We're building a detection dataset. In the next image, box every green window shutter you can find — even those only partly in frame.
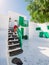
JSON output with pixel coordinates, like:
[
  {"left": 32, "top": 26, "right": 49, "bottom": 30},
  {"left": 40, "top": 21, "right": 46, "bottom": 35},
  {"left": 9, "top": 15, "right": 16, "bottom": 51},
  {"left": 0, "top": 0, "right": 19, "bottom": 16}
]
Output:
[
  {"left": 39, "top": 32, "right": 49, "bottom": 38},
  {"left": 24, "top": 20, "right": 29, "bottom": 27},
  {"left": 47, "top": 26, "right": 49, "bottom": 30},
  {"left": 36, "top": 27, "right": 41, "bottom": 30},
  {"left": 39, "top": 32, "right": 43, "bottom": 37},
  {"left": 19, "top": 16, "right": 24, "bottom": 26},
  {"left": 44, "top": 32, "right": 49, "bottom": 38}
]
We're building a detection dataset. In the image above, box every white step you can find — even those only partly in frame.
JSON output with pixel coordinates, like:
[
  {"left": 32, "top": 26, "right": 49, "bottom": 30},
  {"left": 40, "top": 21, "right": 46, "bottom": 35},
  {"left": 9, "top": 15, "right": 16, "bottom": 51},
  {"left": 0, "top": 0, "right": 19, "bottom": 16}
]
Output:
[
  {"left": 8, "top": 35, "right": 13, "bottom": 38},
  {"left": 9, "top": 47, "right": 21, "bottom": 52},
  {"left": 8, "top": 39, "right": 18, "bottom": 42},
  {"left": 8, "top": 43, "right": 20, "bottom": 46},
  {"left": 8, "top": 32, "right": 12, "bottom": 34}
]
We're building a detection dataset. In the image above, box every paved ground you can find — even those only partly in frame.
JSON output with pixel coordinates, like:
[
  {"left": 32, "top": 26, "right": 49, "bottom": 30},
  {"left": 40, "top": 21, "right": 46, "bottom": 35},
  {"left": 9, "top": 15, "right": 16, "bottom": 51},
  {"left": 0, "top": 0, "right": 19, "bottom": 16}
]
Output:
[
  {"left": 0, "top": 30, "right": 49, "bottom": 65},
  {"left": 9, "top": 37, "right": 49, "bottom": 65}
]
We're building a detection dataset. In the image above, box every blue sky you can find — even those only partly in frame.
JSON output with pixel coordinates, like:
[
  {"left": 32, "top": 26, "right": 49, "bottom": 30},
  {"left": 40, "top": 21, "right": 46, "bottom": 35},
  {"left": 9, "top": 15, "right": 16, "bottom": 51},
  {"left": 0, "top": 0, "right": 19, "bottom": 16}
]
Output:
[{"left": 0, "top": 0, "right": 30, "bottom": 20}]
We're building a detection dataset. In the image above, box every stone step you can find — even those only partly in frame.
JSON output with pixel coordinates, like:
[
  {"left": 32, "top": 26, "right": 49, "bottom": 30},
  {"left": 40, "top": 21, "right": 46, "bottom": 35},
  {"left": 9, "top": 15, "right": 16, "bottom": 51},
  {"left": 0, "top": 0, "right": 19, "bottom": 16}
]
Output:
[
  {"left": 9, "top": 49, "right": 23, "bottom": 56},
  {"left": 8, "top": 43, "right": 20, "bottom": 46},
  {"left": 8, "top": 44, "right": 20, "bottom": 50},
  {"left": 8, "top": 36, "right": 19, "bottom": 40},
  {"left": 8, "top": 40, "right": 20, "bottom": 45}
]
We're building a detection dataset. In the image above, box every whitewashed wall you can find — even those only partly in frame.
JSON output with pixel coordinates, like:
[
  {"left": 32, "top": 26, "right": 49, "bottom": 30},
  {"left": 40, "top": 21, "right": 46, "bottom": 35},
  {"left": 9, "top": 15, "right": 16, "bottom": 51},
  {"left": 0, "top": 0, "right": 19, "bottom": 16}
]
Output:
[
  {"left": 24, "top": 27, "right": 29, "bottom": 36},
  {"left": 29, "top": 22, "right": 49, "bottom": 39},
  {"left": 8, "top": 11, "right": 29, "bottom": 37},
  {"left": 8, "top": 11, "right": 27, "bottom": 22},
  {"left": 0, "top": 14, "right": 8, "bottom": 65}
]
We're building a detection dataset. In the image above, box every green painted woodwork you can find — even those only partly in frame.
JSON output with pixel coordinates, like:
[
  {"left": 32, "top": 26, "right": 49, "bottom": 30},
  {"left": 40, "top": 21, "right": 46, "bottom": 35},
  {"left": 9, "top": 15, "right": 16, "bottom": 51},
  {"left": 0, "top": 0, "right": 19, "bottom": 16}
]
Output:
[
  {"left": 47, "top": 26, "right": 49, "bottom": 30},
  {"left": 24, "top": 20, "right": 29, "bottom": 27},
  {"left": 36, "top": 27, "right": 41, "bottom": 30},
  {"left": 44, "top": 32, "right": 49, "bottom": 38},
  {"left": 19, "top": 16, "right": 24, "bottom": 26},
  {"left": 39, "top": 32, "right": 49, "bottom": 38},
  {"left": 39, "top": 32, "right": 43, "bottom": 37},
  {"left": 19, "top": 16, "right": 29, "bottom": 27}
]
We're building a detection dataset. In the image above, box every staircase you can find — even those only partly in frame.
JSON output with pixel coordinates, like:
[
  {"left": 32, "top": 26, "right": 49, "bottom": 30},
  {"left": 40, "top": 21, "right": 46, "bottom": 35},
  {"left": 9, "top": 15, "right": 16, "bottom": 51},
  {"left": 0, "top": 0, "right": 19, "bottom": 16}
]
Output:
[{"left": 8, "top": 27, "right": 23, "bottom": 56}]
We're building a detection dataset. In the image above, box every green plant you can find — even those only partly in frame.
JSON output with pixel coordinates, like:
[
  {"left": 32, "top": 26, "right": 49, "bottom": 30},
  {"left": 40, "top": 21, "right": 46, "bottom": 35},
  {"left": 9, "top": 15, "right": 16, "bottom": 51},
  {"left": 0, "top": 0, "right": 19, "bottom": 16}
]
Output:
[{"left": 25, "top": 0, "right": 49, "bottom": 23}]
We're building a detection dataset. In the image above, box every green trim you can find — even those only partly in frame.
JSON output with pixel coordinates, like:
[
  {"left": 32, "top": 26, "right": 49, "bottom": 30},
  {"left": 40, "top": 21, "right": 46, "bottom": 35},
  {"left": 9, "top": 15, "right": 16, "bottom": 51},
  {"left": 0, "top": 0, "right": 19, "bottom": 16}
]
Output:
[
  {"left": 47, "top": 26, "right": 49, "bottom": 30},
  {"left": 22, "top": 35, "right": 28, "bottom": 40},
  {"left": 39, "top": 32, "right": 49, "bottom": 38},
  {"left": 44, "top": 32, "right": 49, "bottom": 38},
  {"left": 19, "top": 16, "right": 29, "bottom": 27},
  {"left": 36, "top": 27, "right": 41, "bottom": 30},
  {"left": 19, "top": 16, "right": 24, "bottom": 26},
  {"left": 23, "top": 20, "right": 29, "bottom": 27},
  {"left": 39, "top": 32, "right": 43, "bottom": 37}
]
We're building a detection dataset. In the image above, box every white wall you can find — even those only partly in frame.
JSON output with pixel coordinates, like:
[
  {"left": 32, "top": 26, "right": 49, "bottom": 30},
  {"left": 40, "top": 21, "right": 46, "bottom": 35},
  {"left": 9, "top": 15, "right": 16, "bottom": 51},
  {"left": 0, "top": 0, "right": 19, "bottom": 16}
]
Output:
[
  {"left": 29, "top": 22, "right": 49, "bottom": 39},
  {"left": 8, "top": 11, "right": 27, "bottom": 22},
  {"left": 0, "top": 14, "right": 8, "bottom": 29},
  {"left": 24, "top": 27, "right": 29, "bottom": 36},
  {"left": 0, "top": 14, "right": 8, "bottom": 65},
  {"left": 29, "top": 22, "right": 39, "bottom": 39},
  {"left": 8, "top": 11, "right": 29, "bottom": 37}
]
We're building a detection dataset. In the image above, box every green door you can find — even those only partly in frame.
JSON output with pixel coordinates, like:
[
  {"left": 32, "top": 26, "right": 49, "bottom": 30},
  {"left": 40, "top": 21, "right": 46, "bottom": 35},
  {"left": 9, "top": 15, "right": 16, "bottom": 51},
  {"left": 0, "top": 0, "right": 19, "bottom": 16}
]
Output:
[{"left": 19, "top": 16, "right": 24, "bottom": 26}]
